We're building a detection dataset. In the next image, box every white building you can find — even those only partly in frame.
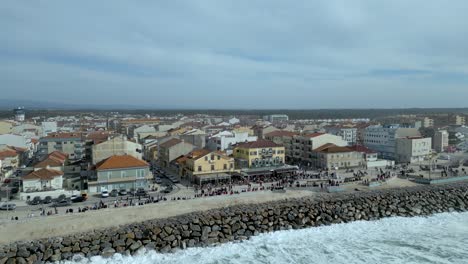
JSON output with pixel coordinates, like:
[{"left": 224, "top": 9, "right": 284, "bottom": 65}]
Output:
[
  {"left": 290, "top": 133, "right": 348, "bottom": 164},
  {"left": 263, "top": 114, "right": 289, "bottom": 123},
  {"left": 41, "top": 121, "right": 58, "bottom": 136},
  {"left": 364, "top": 125, "right": 421, "bottom": 160},
  {"left": 13, "top": 107, "right": 25, "bottom": 122},
  {"left": 206, "top": 131, "right": 257, "bottom": 154},
  {"left": 22, "top": 168, "right": 64, "bottom": 192},
  {"left": 395, "top": 137, "right": 432, "bottom": 163},
  {"left": 433, "top": 130, "right": 449, "bottom": 153},
  {"left": 92, "top": 135, "right": 142, "bottom": 164},
  {"left": 325, "top": 127, "right": 357, "bottom": 145},
  {"left": 228, "top": 117, "right": 240, "bottom": 125}
]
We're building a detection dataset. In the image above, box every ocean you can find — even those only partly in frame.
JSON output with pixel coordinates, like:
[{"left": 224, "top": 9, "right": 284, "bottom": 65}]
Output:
[{"left": 64, "top": 212, "right": 468, "bottom": 264}]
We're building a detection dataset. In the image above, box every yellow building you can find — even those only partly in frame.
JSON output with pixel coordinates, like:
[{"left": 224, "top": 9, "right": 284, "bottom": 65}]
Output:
[
  {"left": 176, "top": 149, "right": 236, "bottom": 184},
  {"left": 233, "top": 140, "right": 285, "bottom": 168}
]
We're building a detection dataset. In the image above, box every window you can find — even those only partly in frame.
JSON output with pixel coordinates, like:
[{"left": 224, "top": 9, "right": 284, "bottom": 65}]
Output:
[
  {"left": 205, "top": 156, "right": 208, "bottom": 161},
  {"left": 211, "top": 155, "right": 214, "bottom": 160},
  {"left": 211, "top": 165, "right": 215, "bottom": 171},
  {"left": 217, "top": 155, "right": 220, "bottom": 160},
  {"left": 198, "top": 166, "right": 202, "bottom": 172},
  {"left": 223, "top": 164, "right": 227, "bottom": 170},
  {"left": 230, "top": 163, "right": 233, "bottom": 169}
]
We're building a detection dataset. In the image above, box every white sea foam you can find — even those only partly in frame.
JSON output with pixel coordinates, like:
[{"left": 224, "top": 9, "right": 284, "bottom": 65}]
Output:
[{"left": 62, "top": 212, "right": 468, "bottom": 264}]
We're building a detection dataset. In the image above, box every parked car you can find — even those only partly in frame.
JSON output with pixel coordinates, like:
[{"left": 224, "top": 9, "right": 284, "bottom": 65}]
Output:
[
  {"left": 71, "top": 196, "right": 86, "bottom": 203},
  {"left": 43, "top": 196, "right": 53, "bottom": 204},
  {"left": 110, "top": 189, "right": 119, "bottom": 197},
  {"left": 101, "top": 190, "right": 109, "bottom": 198},
  {"left": 29, "top": 196, "right": 42, "bottom": 205},
  {"left": 135, "top": 188, "right": 147, "bottom": 197},
  {"left": 154, "top": 177, "right": 162, "bottom": 184},
  {"left": 161, "top": 186, "right": 173, "bottom": 194},
  {"left": 56, "top": 194, "right": 67, "bottom": 202},
  {"left": 0, "top": 203, "right": 16, "bottom": 210},
  {"left": 54, "top": 199, "right": 71, "bottom": 207},
  {"left": 119, "top": 189, "right": 128, "bottom": 196}
]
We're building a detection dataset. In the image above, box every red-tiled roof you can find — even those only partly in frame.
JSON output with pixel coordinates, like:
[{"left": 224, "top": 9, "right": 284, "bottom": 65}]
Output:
[
  {"left": 159, "top": 138, "right": 182, "bottom": 148},
  {"left": 234, "top": 140, "right": 281, "bottom": 149},
  {"left": 43, "top": 132, "right": 83, "bottom": 139},
  {"left": 24, "top": 168, "right": 63, "bottom": 180},
  {"left": 264, "top": 130, "right": 298, "bottom": 137},
  {"left": 95, "top": 155, "right": 148, "bottom": 170},
  {"left": 314, "top": 143, "right": 353, "bottom": 153},
  {"left": 348, "top": 145, "right": 377, "bottom": 154},
  {"left": 303, "top": 132, "right": 326, "bottom": 138},
  {"left": 0, "top": 149, "right": 17, "bottom": 160}
]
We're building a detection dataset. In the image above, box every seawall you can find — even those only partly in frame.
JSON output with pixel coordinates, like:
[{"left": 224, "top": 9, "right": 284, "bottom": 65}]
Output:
[{"left": 1, "top": 183, "right": 468, "bottom": 263}]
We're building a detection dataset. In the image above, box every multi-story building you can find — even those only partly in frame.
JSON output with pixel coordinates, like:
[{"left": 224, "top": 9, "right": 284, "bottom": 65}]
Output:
[
  {"left": 179, "top": 129, "right": 206, "bottom": 149},
  {"left": 233, "top": 140, "right": 285, "bottom": 168},
  {"left": 433, "top": 130, "right": 449, "bottom": 153},
  {"left": 364, "top": 125, "right": 420, "bottom": 160},
  {"left": 264, "top": 130, "right": 298, "bottom": 162},
  {"left": 38, "top": 132, "right": 84, "bottom": 160},
  {"left": 176, "top": 149, "right": 236, "bottom": 184},
  {"left": 395, "top": 137, "right": 432, "bottom": 163},
  {"left": 23, "top": 168, "right": 64, "bottom": 192},
  {"left": 455, "top": 115, "right": 466, "bottom": 126},
  {"left": 206, "top": 131, "right": 257, "bottom": 154},
  {"left": 312, "top": 144, "right": 364, "bottom": 169},
  {"left": 158, "top": 138, "right": 196, "bottom": 167},
  {"left": 290, "top": 133, "right": 348, "bottom": 165},
  {"left": 41, "top": 121, "right": 57, "bottom": 137},
  {"left": 13, "top": 107, "right": 25, "bottom": 122},
  {"left": 325, "top": 126, "right": 357, "bottom": 146},
  {"left": 262, "top": 114, "right": 289, "bottom": 123},
  {"left": 423, "top": 117, "right": 434, "bottom": 128},
  {"left": 88, "top": 155, "right": 151, "bottom": 193},
  {"left": 91, "top": 135, "right": 142, "bottom": 164}
]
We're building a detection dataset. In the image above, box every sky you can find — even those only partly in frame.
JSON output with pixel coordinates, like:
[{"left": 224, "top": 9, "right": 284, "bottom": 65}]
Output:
[{"left": 1, "top": 1, "right": 468, "bottom": 109}]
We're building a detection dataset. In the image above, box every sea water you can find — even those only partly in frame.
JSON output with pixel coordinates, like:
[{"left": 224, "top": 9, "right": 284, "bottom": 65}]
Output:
[{"left": 65, "top": 212, "right": 468, "bottom": 264}]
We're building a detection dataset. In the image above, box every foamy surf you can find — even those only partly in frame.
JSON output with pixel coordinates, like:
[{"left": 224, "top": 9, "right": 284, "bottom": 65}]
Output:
[{"left": 61, "top": 212, "right": 468, "bottom": 264}]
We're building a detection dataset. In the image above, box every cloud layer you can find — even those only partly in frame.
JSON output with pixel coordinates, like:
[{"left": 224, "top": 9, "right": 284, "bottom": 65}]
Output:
[{"left": 1, "top": 1, "right": 468, "bottom": 109}]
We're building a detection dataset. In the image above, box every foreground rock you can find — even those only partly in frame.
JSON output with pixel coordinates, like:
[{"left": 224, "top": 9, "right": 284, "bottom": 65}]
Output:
[{"left": 1, "top": 183, "right": 467, "bottom": 263}]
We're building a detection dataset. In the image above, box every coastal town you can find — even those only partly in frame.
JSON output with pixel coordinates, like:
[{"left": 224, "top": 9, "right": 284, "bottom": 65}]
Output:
[{"left": 0, "top": 108, "right": 467, "bottom": 225}]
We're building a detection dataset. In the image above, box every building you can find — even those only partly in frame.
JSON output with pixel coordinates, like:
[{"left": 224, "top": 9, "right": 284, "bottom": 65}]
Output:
[
  {"left": 33, "top": 151, "right": 68, "bottom": 171},
  {"left": 0, "top": 146, "right": 21, "bottom": 179},
  {"left": 158, "top": 138, "right": 196, "bottom": 167},
  {"left": 311, "top": 144, "right": 364, "bottom": 169},
  {"left": 38, "top": 132, "right": 84, "bottom": 160},
  {"left": 455, "top": 115, "right": 466, "bottom": 126},
  {"left": 13, "top": 107, "right": 25, "bottom": 122},
  {"left": 22, "top": 168, "right": 64, "bottom": 192},
  {"left": 290, "top": 133, "right": 348, "bottom": 165},
  {"left": 176, "top": 149, "right": 236, "bottom": 184},
  {"left": 423, "top": 117, "right": 434, "bottom": 128},
  {"left": 179, "top": 129, "right": 206, "bottom": 148},
  {"left": 88, "top": 155, "right": 151, "bottom": 193},
  {"left": 264, "top": 130, "right": 298, "bottom": 162},
  {"left": 206, "top": 131, "right": 257, "bottom": 154},
  {"left": 233, "top": 140, "right": 285, "bottom": 168},
  {"left": 364, "top": 125, "right": 421, "bottom": 160},
  {"left": 433, "top": 130, "right": 449, "bottom": 153},
  {"left": 0, "top": 134, "right": 33, "bottom": 159},
  {"left": 41, "top": 121, "right": 58, "bottom": 137},
  {"left": 0, "top": 120, "right": 14, "bottom": 135},
  {"left": 325, "top": 126, "right": 357, "bottom": 145},
  {"left": 92, "top": 135, "right": 142, "bottom": 164},
  {"left": 395, "top": 137, "right": 432, "bottom": 163},
  {"left": 263, "top": 114, "right": 289, "bottom": 123}
]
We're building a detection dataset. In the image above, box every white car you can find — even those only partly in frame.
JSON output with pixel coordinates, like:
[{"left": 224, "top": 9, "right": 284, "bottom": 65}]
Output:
[
  {"left": 101, "top": 190, "right": 109, "bottom": 198},
  {"left": 0, "top": 203, "right": 17, "bottom": 210}
]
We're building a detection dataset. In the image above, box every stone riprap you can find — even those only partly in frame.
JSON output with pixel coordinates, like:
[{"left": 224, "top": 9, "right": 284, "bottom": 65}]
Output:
[{"left": 1, "top": 183, "right": 467, "bottom": 263}]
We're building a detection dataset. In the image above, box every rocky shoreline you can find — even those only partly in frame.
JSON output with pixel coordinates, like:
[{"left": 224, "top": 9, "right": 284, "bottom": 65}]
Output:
[{"left": 1, "top": 183, "right": 468, "bottom": 263}]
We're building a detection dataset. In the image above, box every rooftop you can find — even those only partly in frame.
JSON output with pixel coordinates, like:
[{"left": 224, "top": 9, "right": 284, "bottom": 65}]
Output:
[
  {"left": 95, "top": 155, "right": 148, "bottom": 170},
  {"left": 24, "top": 168, "right": 63, "bottom": 180},
  {"left": 234, "top": 139, "right": 281, "bottom": 149},
  {"left": 159, "top": 138, "right": 182, "bottom": 148}
]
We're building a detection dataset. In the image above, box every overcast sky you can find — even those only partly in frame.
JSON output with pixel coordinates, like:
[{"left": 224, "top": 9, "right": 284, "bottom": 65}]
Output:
[{"left": 1, "top": 1, "right": 468, "bottom": 109}]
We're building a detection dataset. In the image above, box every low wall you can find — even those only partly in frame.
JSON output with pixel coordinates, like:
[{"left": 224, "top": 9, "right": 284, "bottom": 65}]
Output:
[{"left": 1, "top": 183, "right": 468, "bottom": 263}]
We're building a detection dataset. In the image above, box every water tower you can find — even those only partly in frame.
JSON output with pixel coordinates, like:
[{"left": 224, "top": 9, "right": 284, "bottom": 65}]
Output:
[{"left": 13, "top": 107, "right": 26, "bottom": 122}]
